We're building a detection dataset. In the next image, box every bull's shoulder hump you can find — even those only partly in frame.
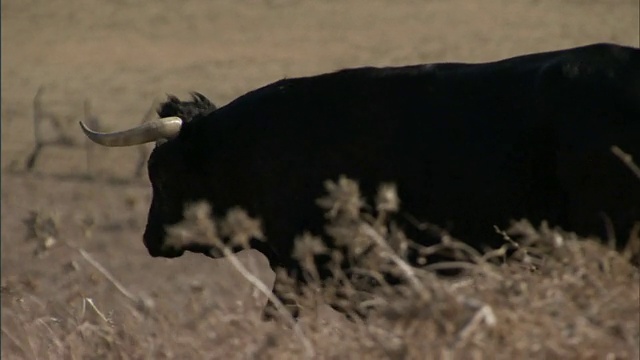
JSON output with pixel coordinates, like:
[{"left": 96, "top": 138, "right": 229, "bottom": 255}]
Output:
[{"left": 220, "top": 64, "right": 444, "bottom": 104}]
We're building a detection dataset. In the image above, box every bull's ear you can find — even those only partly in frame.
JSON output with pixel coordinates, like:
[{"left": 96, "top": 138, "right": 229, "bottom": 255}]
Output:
[
  {"left": 167, "top": 94, "right": 181, "bottom": 103},
  {"left": 191, "top": 92, "right": 208, "bottom": 103},
  {"left": 191, "top": 92, "right": 216, "bottom": 110}
]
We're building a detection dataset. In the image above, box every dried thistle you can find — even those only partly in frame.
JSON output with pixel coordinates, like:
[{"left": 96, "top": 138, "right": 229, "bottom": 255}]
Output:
[
  {"left": 219, "top": 207, "right": 264, "bottom": 249},
  {"left": 293, "top": 233, "right": 327, "bottom": 268},
  {"left": 165, "top": 201, "right": 220, "bottom": 249},
  {"left": 23, "top": 209, "right": 60, "bottom": 255},
  {"left": 23, "top": 209, "right": 59, "bottom": 241},
  {"left": 325, "top": 219, "right": 375, "bottom": 261},
  {"left": 375, "top": 183, "right": 400, "bottom": 215},
  {"left": 316, "top": 176, "right": 364, "bottom": 221},
  {"left": 294, "top": 233, "right": 330, "bottom": 284}
]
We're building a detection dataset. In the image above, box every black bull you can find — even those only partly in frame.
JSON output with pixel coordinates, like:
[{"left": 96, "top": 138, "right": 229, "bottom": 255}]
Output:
[{"left": 81, "top": 43, "right": 639, "bottom": 316}]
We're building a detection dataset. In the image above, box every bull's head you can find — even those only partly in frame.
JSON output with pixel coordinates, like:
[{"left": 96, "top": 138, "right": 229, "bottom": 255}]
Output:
[{"left": 80, "top": 93, "right": 217, "bottom": 258}]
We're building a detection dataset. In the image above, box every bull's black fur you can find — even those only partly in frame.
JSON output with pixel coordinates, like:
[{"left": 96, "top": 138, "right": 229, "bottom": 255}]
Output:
[
  {"left": 145, "top": 43, "right": 639, "bottom": 318},
  {"left": 157, "top": 92, "right": 217, "bottom": 123}
]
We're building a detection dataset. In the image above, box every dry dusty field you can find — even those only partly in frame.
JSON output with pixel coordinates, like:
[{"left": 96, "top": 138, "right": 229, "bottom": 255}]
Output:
[{"left": 2, "top": 0, "right": 639, "bottom": 359}]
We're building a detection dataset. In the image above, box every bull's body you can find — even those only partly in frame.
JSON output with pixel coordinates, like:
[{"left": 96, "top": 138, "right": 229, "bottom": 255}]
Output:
[{"left": 82, "top": 43, "right": 640, "bottom": 317}]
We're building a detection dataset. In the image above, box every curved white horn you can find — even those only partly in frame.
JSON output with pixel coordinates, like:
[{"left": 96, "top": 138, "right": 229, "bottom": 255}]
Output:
[{"left": 79, "top": 117, "right": 183, "bottom": 147}]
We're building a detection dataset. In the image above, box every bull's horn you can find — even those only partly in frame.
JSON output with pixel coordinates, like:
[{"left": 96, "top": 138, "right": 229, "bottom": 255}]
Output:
[{"left": 79, "top": 117, "right": 183, "bottom": 147}]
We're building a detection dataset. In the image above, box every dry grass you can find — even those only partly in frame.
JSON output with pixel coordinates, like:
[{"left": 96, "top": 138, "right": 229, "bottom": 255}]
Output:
[{"left": 3, "top": 178, "right": 639, "bottom": 359}]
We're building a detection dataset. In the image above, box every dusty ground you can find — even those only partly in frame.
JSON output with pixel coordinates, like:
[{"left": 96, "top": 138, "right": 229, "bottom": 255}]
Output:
[{"left": 2, "top": 0, "right": 639, "bottom": 358}]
